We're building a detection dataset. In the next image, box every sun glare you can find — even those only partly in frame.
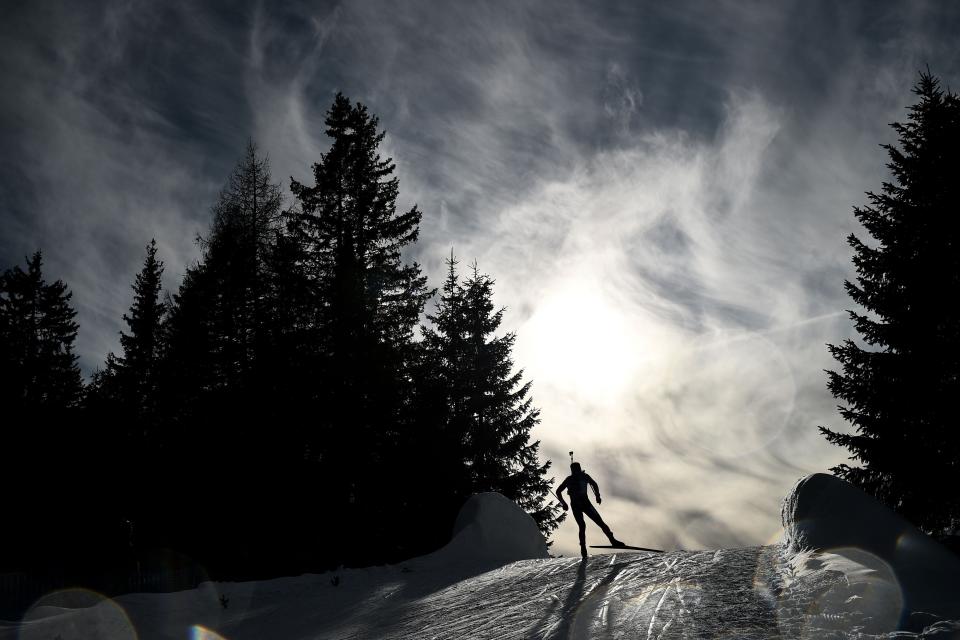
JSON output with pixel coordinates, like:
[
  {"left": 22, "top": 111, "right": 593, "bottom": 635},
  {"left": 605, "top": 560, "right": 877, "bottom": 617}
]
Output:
[{"left": 520, "top": 285, "right": 645, "bottom": 404}]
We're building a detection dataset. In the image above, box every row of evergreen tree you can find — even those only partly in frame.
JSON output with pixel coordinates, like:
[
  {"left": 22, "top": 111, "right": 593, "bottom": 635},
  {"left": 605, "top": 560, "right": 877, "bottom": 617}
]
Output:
[{"left": 0, "top": 94, "right": 563, "bottom": 582}]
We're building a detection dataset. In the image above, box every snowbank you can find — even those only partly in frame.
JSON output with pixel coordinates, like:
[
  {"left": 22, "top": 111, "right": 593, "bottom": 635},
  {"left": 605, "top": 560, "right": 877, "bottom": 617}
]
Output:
[
  {"left": 411, "top": 492, "right": 549, "bottom": 573},
  {"left": 782, "top": 473, "right": 960, "bottom": 622}
]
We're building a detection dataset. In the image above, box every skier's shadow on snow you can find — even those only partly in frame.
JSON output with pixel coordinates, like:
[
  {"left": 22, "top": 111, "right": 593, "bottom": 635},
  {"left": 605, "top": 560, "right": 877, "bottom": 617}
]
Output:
[{"left": 537, "top": 557, "right": 628, "bottom": 640}]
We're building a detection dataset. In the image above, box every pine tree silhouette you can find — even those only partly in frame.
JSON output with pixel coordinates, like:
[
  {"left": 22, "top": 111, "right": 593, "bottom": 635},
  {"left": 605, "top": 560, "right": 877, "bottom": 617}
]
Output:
[
  {"left": 91, "top": 240, "right": 166, "bottom": 423},
  {"left": 0, "top": 251, "right": 86, "bottom": 574},
  {"left": 0, "top": 252, "right": 83, "bottom": 412},
  {"left": 288, "top": 94, "right": 431, "bottom": 563},
  {"left": 203, "top": 140, "right": 283, "bottom": 390},
  {"left": 85, "top": 240, "right": 167, "bottom": 566},
  {"left": 820, "top": 71, "right": 960, "bottom": 535},
  {"left": 156, "top": 142, "right": 287, "bottom": 574},
  {"left": 118, "top": 239, "right": 166, "bottom": 404},
  {"left": 421, "top": 254, "right": 564, "bottom": 538},
  {"left": 163, "top": 141, "right": 283, "bottom": 405}
]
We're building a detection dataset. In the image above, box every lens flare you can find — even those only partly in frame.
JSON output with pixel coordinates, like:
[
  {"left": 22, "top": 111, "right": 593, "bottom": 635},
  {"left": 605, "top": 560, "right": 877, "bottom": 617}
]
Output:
[
  {"left": 191, "top": 625, "right": 229, "bottom": 639},
  {"left": 766, "top": 546, "right": 904, "bottom": 638},
  {"left": 18, "top": 588, "right": 137, "bottom": 640}
]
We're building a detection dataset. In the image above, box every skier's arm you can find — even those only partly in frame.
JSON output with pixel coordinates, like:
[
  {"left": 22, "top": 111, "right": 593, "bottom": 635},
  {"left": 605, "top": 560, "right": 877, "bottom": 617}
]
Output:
[
  {"left": 556, "top": 478, "right": 569, "bottom": 510},
  {"left": 587, "top": 475, "right": 601, "bottom": 503}
]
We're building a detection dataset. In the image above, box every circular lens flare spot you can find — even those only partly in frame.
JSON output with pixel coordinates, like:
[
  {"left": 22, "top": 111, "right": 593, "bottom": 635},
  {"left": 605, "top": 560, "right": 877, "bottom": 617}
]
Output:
[{"left": 18, "top": 589, "right": 137, "bottom": 640}]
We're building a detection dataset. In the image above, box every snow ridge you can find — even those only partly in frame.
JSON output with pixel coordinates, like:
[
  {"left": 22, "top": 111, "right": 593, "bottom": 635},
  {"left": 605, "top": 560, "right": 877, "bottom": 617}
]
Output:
[{"left": 4, "top": 478, "right": 960, "bottom": 639}]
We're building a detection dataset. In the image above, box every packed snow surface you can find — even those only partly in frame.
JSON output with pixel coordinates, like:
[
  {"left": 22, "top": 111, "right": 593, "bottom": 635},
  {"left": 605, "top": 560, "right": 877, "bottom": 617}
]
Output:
[{"left": 3, "top": 476, "right": 959, "bottom": 639}]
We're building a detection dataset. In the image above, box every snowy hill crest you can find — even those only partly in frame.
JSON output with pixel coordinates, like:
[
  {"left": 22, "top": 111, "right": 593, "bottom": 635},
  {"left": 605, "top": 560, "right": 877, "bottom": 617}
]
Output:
[{"left": 4, "top": 477, "right": 960, "bottom": 639}]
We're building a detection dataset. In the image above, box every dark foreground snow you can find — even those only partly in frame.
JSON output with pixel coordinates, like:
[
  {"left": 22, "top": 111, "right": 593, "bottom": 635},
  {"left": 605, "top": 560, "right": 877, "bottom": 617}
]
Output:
[{"left": 3, "top": 479, "right": 960, "bottom": 639}]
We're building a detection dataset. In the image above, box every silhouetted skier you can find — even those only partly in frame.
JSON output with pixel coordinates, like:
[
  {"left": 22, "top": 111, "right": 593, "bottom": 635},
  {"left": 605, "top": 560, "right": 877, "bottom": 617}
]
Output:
[{"left": 557, "top": 461, "right": 623, "bottom": 558}]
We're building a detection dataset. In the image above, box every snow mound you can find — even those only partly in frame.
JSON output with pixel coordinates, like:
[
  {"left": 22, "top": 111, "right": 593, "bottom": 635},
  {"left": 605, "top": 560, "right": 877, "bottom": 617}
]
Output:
[
  {"left": 411, "top": 492, "right": 548, "bottom": 573},
  {"left": 782, "top": 473, "right": 960, "bottom": 621}
]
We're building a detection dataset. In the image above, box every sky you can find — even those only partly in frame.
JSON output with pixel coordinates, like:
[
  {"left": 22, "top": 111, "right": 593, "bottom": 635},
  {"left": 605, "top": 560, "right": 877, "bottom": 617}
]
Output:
[{"left": 2, "top": 0, "right": 959, "bottom": 557}]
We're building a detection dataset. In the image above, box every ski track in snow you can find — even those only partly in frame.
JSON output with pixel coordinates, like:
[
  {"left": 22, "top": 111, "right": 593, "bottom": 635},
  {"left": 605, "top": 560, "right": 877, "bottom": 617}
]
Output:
[
  {"left": 366, "top": 548, "right": 784, "bottom": 640},
  {"left": 295, "top": 546, "right": 952, "bottom": 639},
  {"left": 4, "top": 545, "right": 960, "bottom": 639}
]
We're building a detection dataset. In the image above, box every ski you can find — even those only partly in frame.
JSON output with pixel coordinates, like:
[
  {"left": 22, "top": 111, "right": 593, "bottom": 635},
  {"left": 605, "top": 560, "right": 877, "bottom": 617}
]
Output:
[{"left": 589, "top": 544, "right": 664, "bottom": 553}]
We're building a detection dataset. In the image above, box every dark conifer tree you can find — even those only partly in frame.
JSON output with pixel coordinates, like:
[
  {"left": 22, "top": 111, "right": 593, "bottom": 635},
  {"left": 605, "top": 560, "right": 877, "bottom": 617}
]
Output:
[
  {"left": 820, "top": 71, "right": 960, "bottom": 534},
  {"left": 0, "top": 251, "right": 86, "bottom": 571},
  {"left": 119, "top": 240, "right": 165, "bottom": 401},
  {"left": 162, "top": 141, "right": 283, "bottom": 411},
  {"left": 93, "top": 239, "right": 166, "bottom": 422},
  {"left": 410, "top": 253, "right": 476, "bottom": 548},
  {"left": 0, "top": 251, "right": 83, "bottom": 412},
  {"left": 157, "top": 263, "right": 215, "bottom": 428},
  {"left": 288, "top": 94, "right": 431, "bottom": 562},
  {"left": 85, "top": 239, "right": 166, "bottom": 565},
  {"left": 200, "top": 140, "right": 284, "bottom": 391},
  {"left": 421, "top": 255, "right": 564, "bottom": 538},
  {"left": 156, "top": 142, "right": 287, "bottom": 574}
]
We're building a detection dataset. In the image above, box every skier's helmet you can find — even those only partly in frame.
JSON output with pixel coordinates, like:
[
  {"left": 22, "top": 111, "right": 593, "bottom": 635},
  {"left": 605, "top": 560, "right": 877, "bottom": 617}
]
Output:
[{"left": 570, "top": 462, "right": 582, "bottom": 474}]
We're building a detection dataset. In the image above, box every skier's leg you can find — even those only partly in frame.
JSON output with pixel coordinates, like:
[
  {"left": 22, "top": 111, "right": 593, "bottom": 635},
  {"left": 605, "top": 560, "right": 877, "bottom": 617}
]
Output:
[
  {"left": 583, "top": 501, "right": 622, "bottom": 545},
  {"left": 572, "top": 507, "right": 587, "bottom": 557}
]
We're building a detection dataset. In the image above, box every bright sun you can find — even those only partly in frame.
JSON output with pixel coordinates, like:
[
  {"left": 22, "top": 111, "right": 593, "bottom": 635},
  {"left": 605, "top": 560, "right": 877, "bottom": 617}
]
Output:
[{"left": 520, "top": 285, "right": 645, "bottom": 404}]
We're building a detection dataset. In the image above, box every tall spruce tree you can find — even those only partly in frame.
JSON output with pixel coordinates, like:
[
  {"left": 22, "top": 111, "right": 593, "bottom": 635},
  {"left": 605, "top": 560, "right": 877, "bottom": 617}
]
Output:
[
  {"left": 85, "top": 239, "right": 167, "bottom": 559},
  {"left": 201, "top": 140, "right": 284, "bottom": 390},
  {"left": 820, "top": 71, "right": 960, "bottom": 534},
  {"left": 87, "top": 240, "right": 166, "bottom": 520},
  {"left": 421, "top": 255, "right": 564, "bottom": 539},
  {"left": 0, "top": 251, "right": 86, "bottom": 571},
  {"left": 163, "top": 141, "right": 283, "bottom": 409},
  {"left": 288, "top": 94, "right": 431, "bottom": 562},
  {"left": 93, "top": 239, "right": 166, "bottom": 420},
  {"left": 0, "top": 251, "right": 83, "bottom": 412},
  {"left": 155, "top": 142, "right": 288, "bottom": 574},
  {"left": 119, "top": 239, "right": 165, "bottom": 411},
  {"left": 412, "top": 252, "right": 478, "bottom": 546}
]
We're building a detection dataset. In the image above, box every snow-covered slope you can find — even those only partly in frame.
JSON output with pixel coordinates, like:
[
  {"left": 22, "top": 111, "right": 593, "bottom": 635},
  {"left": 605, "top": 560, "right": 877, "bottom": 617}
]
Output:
[{"left": 3, "top": 477, "right": 959, "bottom": 639}]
